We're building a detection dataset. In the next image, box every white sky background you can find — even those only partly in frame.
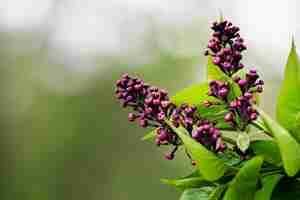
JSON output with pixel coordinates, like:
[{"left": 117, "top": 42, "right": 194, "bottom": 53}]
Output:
[{"left": 0, "top": 0, "right": 300, "bottom": 74}]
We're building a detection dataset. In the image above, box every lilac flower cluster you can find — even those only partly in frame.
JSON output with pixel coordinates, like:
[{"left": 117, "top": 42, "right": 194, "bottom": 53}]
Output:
[
  {"left": 205, "top": 20, "right": 264, "bottom": 130},
  {"left": 115, "top": 74, "right": 226, "bottom": 160},
  {"left": 224, "top": 69, "right": 264, "bottom": 128},
  {"left": 115, "top": 73, "right": 174, "bottom": 128},
  {"left": 205, "top": 20, "right": 246, "bottom": 76},
  {"left": 207, "top": 81, "right": 230, "bottom": 100},
  {"left": 171, "top": 104, "right": 226, "bottom": 152}
]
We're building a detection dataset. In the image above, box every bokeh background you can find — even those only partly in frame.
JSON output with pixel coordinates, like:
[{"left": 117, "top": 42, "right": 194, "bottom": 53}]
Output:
[{"left": 2, "top": 0, "right": 300, "bottom": 199}]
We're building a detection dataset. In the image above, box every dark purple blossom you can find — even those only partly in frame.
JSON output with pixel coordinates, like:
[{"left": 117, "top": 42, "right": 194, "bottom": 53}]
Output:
[
  {"left": 170, "top": 104, "right": 225, "bottom": 152},
  {"left": 205, "top": 20, "right": 246, "bottom": 76},
  {"left": 115, "top": 74, "right": 226, "bottom": 161},
  {"left": 205, "top": 20, "right": 264, "bottom": 130}
]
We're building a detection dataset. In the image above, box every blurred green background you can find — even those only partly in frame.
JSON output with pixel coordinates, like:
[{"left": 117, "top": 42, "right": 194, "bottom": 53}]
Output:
[{"left": 0, "top": 0, "right": 297, "bottom": 199}]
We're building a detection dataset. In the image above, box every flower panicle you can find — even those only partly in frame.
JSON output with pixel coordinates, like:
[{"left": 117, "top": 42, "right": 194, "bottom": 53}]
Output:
[
  {"left": 205, "top": 20, "right": 246, "bottom": 77},
  {"left": 115, "top": 74, "right": 226, "bottom": 161},
  {"left": 205, "top": 19, "right": 264, "bottom": 130}
]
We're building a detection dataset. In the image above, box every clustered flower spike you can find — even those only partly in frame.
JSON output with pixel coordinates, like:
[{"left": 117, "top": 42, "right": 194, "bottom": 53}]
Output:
[
  {"left": 115, "top": 74, "right": 226, "bottom": 161},
  {"left": 171, "top": 104, "right": 226, "bottom": 152},
  {"left": 205, "top": 20, "right": 246, "bottom": 77},
  {"left": 205, "top": 19, "right": 264, "bottom": 130}
]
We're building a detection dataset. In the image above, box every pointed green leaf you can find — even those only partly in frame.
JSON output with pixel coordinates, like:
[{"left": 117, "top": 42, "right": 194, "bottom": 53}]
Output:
[
  {"left": 161, "top": 171, "right": 214, "bottom": 189},
  {"left": 257, "top": 107, "right": 300, "bottom": 176},
  {"left": 141, "top": 128, "right": 157, "bottom": 141},
  {"left": 171, "top": 83, "right": 214, "bottom": 107},
  {"left": 276, "top": 40, "right": 300, "bottom": 140},
  {"left": 254, "top": 174, "right": 283, "bottom": 200},
  {"left": 250, "top": 140, "right": 281, "bottom": 166},
  {"left": 165, "top": 120, "right": 228, "bottom": 181},
  {"left": 227, "top": 79, "right": 242, "bottom": 101},
  {"left": 161, "top": 177, "right": 213, "bottom": 190},
  {"left": 271, "top": 178, "right": 300, "bottom": 199},
  {"left": 208, "top": 185, "right": 227, "bottom": 200},
  {"left": 237, "top": 132, "right": 250, "bottom": 153},
  {"left": 180, "top": 187, "right": 214, "bottom": 200},
  {"left": 223, "top": 156, "right": 264, "bottom": 200}
]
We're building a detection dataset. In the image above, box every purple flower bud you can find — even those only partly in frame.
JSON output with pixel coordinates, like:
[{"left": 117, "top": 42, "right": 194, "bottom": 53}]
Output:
[
  {"left": 128, "top": 113, "right": 136, "bottom": 122},
  {"left": 158, "top": 129, "right": 168, "bottom": 141},
  {"left": 161, "top": 100, "right": 170, "bottom": 108},
  {"left": 192, "top": 130, "right": 200, "bottom": 139},
  {"left": 255, "top": 79, "right": 264, "bottom": 85},
  {"left": 218, "top": 87, "right": 229, "bottom": 97},
  {"left": 157, "top": 112, "right": 165, "bottom": 121},
  {"left": 139, "top": 118, "right": 148, "bottom": 128},
  {"left": 185, "top": 118, "right": 193, "bottom": 126},
  {"left": 238, "top": 63, "right": 244, "bottom": 69},
  {"left": 164, "top": 152, "right": 174, "bottom": 160},
  {"left": 153, "top": 99, "right": 160, "bottom": 105},
  {"left": 238, "top": 79, "right": 247, "bottom": 87},
  {"left": 250, "top": 68, "right": 257, "bottom": 74},
  {"left": 244, "top": 92, "right": 253, "bottom": 99},
  {"left": 216, "top": 139, "right": 226, "bottom": 152},
  {"left": 223, "top": 62, "right": 231, "bottom": 70},
  {"left": 224, "top": 113, "right": 233, "bottom": 122},
  {"left": 145, "top": 107, "right": 153, "bottom": 114},
  {"left": 223, "top": 47, "right": 231, "bottom": 54},
  {"left": 126, "top": 95, "right": 133, "bottom": 102},
  {"left": 213, "top": 56, "right": 221, "bottom": 65},
  {"left": 250, "top": 112, "right": 257, "bottom": 120},
  {"left": 144, "top": 97, "right": 153, "bottom": 105},
  {"left": 256, "top": 85, "right": 263, "bottom": 93},
  {"left": 203, "top": 124, "right": 210, "bottom": 130}
]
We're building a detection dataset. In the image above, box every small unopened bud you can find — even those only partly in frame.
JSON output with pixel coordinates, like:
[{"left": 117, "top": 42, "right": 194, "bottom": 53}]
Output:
[
  {"left": 164, "top": 152, "right": 174, "bottom": 160},
  {"left": 213, "top": 56, "right": 221, "bottom": 65},
  {"left": 139, "top": 118, "right": 148, "bottom": 128},
  {"left": 244, "top": 92, "right": 253, "bottom": 99},
  {"left": 250, "top": 112, "right": 257, "bottom": 120},
  {"left": 128, "top": 113, "right": 136, "bottom": 122},
  {"left": 256, "top": 85, "right": 263, "bottom": 93},
  {"left": 153, "top": 99, "right": 160, "bottom": 105},
  {"left": 238, "top": 79, "right": 247, "bottom": 87},
  {"left": 224, "top": 113, "right": 233, "bottom": 122},
  {"left": 218, "top": 88, "right": 229, "bottom": 97},
  {"left": 157, "top": 112, "right": 165, "bottom": 121}
]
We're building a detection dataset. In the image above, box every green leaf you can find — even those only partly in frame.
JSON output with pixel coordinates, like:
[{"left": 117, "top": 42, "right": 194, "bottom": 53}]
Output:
[
  {"left": 276, "top": 39, "right": 300, "bottom": 141},
  {"left": 271, "top": 178, "right": 300, "bottom": 199},
  {"left": 208, "top": 185, "right": 227, "bottom": 200},
  {"left": 161, "top": 171, "right": 214, "bottom": 189},
  {"left": 223, "top": 156, "right": 264, "bottom": 200},
  {"left": 227, "top": 79, "right": 242, "bottom": 101},
  {"left": 171, "top": 83, "right": 214, "bottom": 107},
  {"left": 237, "top": 132, "right": 250, "bottom": 153},
  {"left": 254, "top": 174, "right": 283, "bottom": 200},
  {"left": 141, "top": 128, "right": 157, "bottom": 141},
  {"left": 165, "top": 120, "right": 228, "bottom": 181},
  {"left": 180, "top": 187, "right": 214, "bottom": 200},
  {"left": 161, "top": 176, "right": 213, "bottom": 190},
  {"left": 250, "top": 140, "right": 281, "bottom": 166},
  {"left": 257, "top": 106, "right": 300, "bottom": 176}
]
